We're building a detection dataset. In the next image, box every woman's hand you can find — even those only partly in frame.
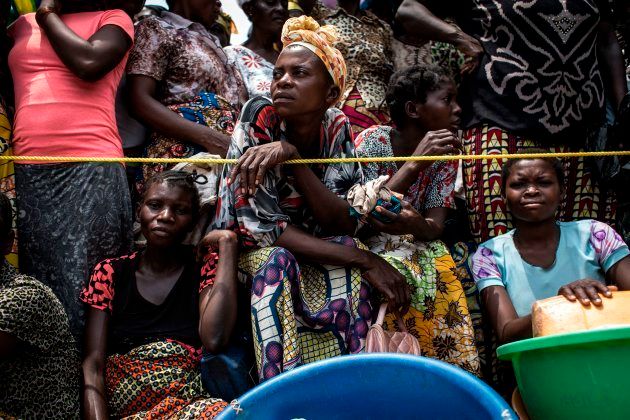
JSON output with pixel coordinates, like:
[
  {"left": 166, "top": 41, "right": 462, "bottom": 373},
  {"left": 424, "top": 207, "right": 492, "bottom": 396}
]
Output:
[
  {"left": 413, "top": 129, "right": 462, "bottom": 157},
  {"left": 366, "top": 200, "right": 423, "bottom": 236},
  {"left": 197, "top": 229, "right": 238, "bottom": 260},
  {"left": 228, "top": 142, "right": 299, "bottom": 195},
  {"left": 128, "top": 76, "right": 231, "bottom": 157},
  {"left": 452, "top": 29, "right": 484, "bottom": 75},
  {"left": 385, "top": 131, "right": 460, "bottom": 194},
  {"left": 36, "top": 0, "right": 59, "bottom": 25},
  {"left": 194, "top": 126, "right": 231, "bottom": 157},
  {"left": 38, "top": 0, "right": 59, "bottom": 12},
  {"left": 558, "top": 280, "right": 616, "bottom": 306},
  {"left": 359, "top": 251, "right": 410, "bottom": 311}
]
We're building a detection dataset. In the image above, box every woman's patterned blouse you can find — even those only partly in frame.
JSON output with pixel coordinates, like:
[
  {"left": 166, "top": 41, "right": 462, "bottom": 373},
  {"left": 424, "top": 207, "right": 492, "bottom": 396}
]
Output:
[{"left": 213, "top": 96, "right": 363, "bottom": 249}]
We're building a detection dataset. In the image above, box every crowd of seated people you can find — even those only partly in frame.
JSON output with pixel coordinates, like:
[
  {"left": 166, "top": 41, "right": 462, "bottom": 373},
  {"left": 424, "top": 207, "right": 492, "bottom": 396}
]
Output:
[{"left": 1, "top": 0, "right": 629, "bottom": 417}]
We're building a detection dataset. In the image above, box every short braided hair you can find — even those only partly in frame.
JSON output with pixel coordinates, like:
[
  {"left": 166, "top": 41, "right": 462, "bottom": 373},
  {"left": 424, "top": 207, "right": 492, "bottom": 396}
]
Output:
[
  {"left": 385, "top": 64, "right": 452, "bottom": 128},
  {"left": 142, "top": 171, "right": 202, "bottom": 220}
]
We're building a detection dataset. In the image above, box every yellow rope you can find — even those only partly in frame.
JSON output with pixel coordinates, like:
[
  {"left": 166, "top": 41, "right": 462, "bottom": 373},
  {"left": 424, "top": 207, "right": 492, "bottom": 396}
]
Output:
[{"left": 0, "top": 150, "right": 629, "bottom": 165}]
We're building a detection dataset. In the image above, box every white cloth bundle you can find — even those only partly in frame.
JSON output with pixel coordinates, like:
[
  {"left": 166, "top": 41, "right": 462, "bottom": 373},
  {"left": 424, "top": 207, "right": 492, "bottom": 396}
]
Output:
[
  {"left": 346, "top": 175, "right": 393, "bottom": 216},
  {"left": 171, "top": 152, "right": 222, "bottom": 209}
]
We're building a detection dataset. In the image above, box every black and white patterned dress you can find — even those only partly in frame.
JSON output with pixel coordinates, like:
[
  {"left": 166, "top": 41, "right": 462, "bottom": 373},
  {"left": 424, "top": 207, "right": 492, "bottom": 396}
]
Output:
[{"left": 457, "top": 0, "right": 611, "bottom": 138}]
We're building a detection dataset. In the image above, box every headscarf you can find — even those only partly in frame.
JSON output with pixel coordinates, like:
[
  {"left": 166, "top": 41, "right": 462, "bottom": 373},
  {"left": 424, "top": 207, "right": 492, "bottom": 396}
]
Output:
[
  {"left": 280, "top": 16, "right": 347, "bottom": 94},
  {"left": 287, "top": 0, "right": 303, "bottom": 12},
  {"left": 216, "top": 11, "right": 238, "bottom": 35}
]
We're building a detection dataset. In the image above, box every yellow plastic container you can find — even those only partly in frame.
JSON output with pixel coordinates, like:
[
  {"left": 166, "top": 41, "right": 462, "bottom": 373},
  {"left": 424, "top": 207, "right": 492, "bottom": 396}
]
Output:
[{"left": 531, "top": 291, "right": 630, "bottom": 337}]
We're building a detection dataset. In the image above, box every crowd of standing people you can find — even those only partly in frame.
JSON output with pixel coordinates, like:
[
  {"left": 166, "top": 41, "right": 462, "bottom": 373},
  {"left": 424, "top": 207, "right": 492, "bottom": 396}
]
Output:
[{"left": 1, "top": 0, "right": 629, "bottom": 418}]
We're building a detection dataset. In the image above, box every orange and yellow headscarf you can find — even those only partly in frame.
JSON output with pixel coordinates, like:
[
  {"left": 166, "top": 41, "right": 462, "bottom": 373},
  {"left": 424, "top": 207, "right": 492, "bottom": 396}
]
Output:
[
  {"left": 280, "top": 16, "right": 347, "bottom": 94},
  {"left": 216, "top": 12, "right": 238, "bottom": 36}
]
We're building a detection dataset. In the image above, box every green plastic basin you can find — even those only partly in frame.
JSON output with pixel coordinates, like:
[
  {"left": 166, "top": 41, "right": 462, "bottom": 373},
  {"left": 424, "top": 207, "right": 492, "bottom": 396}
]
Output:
[{"left": 497, "top": 326, "right": 630, "bottom": 419}]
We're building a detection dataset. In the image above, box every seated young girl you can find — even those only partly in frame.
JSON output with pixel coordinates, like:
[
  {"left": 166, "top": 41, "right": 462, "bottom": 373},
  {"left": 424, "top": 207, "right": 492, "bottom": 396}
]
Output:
[
  {"left": 81, "top": 171, "right": 238, "bottom": 419},
  {"left": 354, "top": 64, "right": 479, "bottom": 374},
  {"left": 472, "top": 155, "right": 630, "bottom": 344}
]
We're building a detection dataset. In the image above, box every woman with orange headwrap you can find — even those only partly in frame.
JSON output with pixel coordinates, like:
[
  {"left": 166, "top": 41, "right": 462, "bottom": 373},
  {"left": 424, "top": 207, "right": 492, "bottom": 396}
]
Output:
[
  {"left": 211, "top": 16, "right": 409, "bottom": 381},
  {"left": 292, "top": 0, "right": 395, "bottom": 135}
]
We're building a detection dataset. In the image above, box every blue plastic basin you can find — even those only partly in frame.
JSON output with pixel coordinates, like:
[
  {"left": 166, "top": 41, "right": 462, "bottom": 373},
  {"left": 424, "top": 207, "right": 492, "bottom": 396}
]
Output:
[{"left": 217, "top": 354, "right": 514, "bottom": 420}]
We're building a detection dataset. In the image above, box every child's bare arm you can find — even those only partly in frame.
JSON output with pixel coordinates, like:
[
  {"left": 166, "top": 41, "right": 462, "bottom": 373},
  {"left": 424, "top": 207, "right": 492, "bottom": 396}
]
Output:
[{"left": 198, "top": 230, "right": 239, "bottom": 353}]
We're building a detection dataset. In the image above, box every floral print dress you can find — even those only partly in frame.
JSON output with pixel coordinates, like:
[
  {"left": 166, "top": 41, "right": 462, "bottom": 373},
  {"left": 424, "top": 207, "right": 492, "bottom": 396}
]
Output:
[
  {"left": 224, "top": 45, "right": 274, "bottom": 99},
  {"left": 355, "top": 125, "right": 480, "bottom": 374}
]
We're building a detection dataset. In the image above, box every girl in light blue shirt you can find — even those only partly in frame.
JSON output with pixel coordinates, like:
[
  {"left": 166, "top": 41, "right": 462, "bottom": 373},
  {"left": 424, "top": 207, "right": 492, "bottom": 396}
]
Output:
[{"left": 472, "top": 154, "right": 630, "bottom": 343}]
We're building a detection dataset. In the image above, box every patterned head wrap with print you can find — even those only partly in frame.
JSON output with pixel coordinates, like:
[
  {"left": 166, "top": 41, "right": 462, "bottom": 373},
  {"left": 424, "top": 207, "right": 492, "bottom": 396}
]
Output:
[
  {"left": 216, "top": 11, "right": 238, "bottom": 35},
  {"left": 280, "top": 16, "right": 347, "bottom": 95}
]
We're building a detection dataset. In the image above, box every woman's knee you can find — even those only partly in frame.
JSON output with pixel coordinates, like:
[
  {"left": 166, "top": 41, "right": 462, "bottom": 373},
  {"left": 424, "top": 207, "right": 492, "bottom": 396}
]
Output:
[{"left": 251, "top": 247, "right": 299, "bottom": 297}]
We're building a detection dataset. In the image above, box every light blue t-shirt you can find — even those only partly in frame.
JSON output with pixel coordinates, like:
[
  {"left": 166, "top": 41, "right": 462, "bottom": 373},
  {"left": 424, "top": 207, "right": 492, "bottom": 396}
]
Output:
[{"left": 472, "top": 220, "right": 630, "bottom": 317}]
